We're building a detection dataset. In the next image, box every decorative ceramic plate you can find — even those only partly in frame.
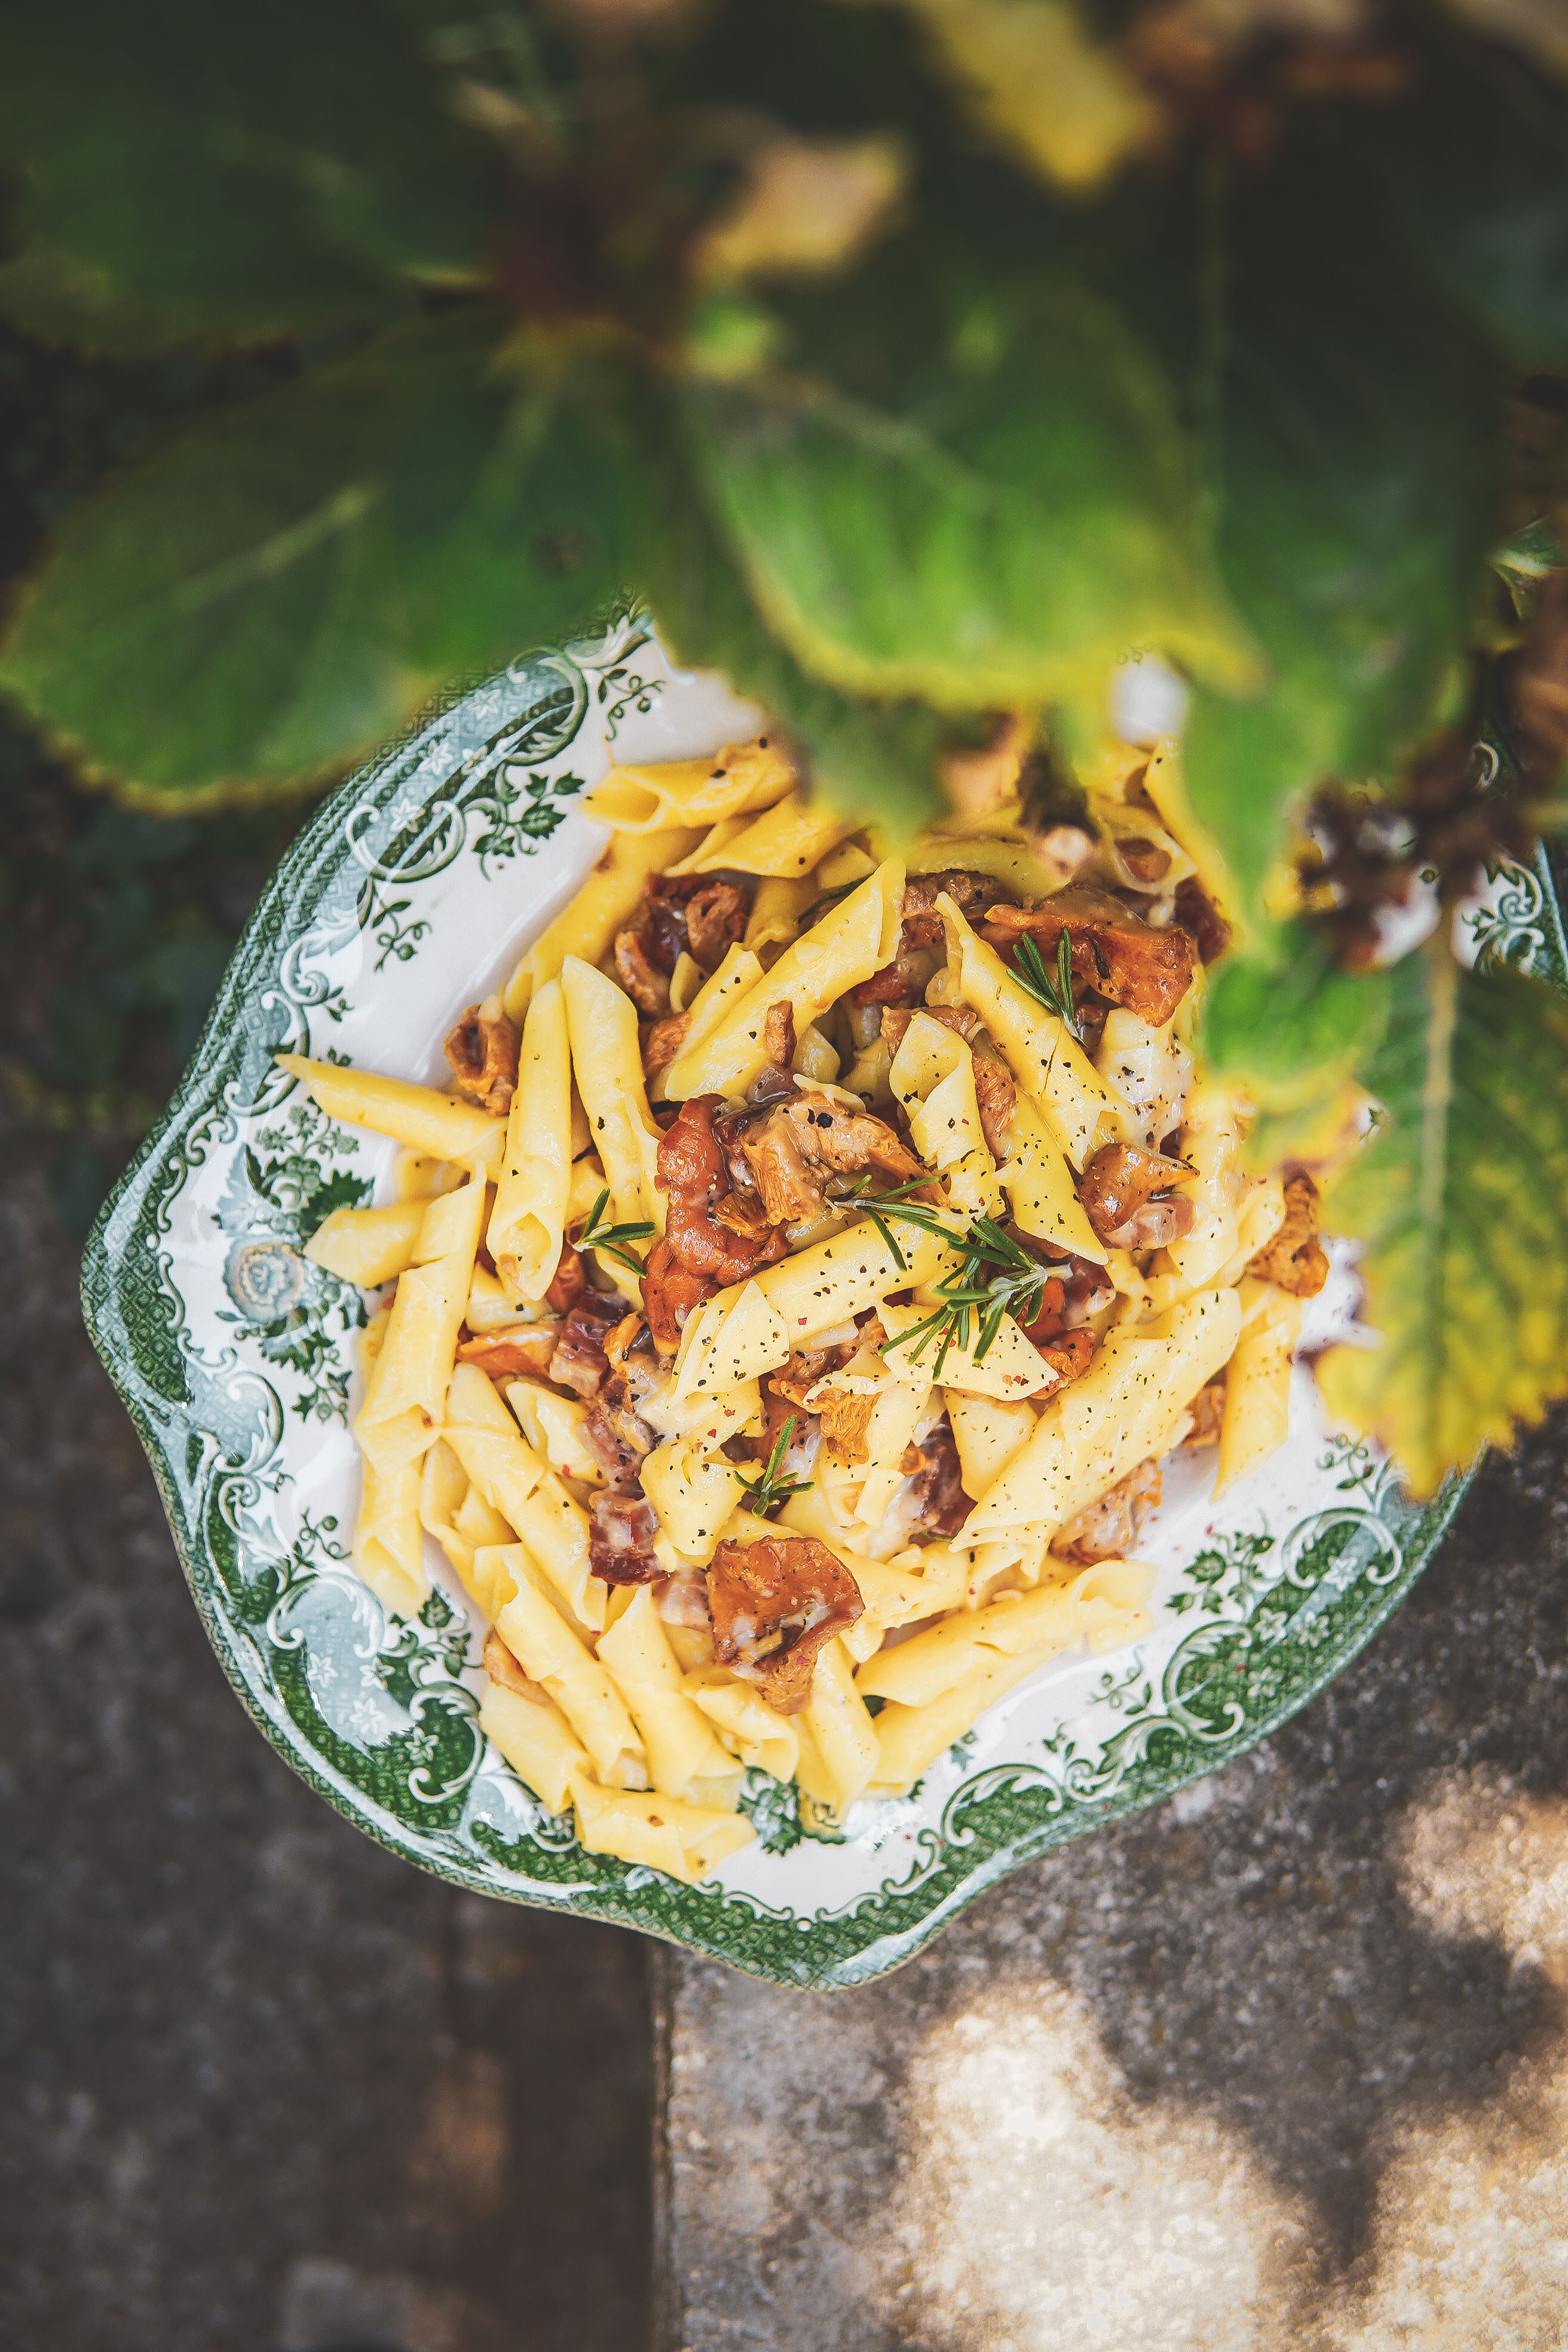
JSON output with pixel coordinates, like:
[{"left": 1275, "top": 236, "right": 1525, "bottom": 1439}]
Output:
[{"left": 82, "top": 623, "right": 1568, "bottom": 1989}]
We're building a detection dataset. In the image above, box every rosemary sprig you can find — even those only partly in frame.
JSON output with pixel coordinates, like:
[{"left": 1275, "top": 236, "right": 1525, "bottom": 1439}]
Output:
[
  {"left": 879, "top": 1214, "right": 1056, "bottom": 1373},
  {"left": 1012, "top": 931, "right": 1082, "bottom": 1040},
  {"left": 846, "top": 1175, "right": 960, "bottom": 1270},
  {"left": 575, "top": 1187, "right": 656, "bottom": 1278},
  {"left": 734, "top": 1415, "right": 813, "bottom": 1518}
]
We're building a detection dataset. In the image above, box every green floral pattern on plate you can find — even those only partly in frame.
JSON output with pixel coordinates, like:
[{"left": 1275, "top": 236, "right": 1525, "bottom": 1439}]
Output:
[{"left": 81, "top": 627, "right": 1566, "bottom": 1988}]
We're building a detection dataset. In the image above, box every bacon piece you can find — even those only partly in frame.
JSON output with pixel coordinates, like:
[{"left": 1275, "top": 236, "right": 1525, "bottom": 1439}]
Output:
[
  {"left": 547, "top": 1290, "right": 626, "bottom": 1399},
  {"left": 643, "top": 1010, "right": 690, "bottom": 1086},
  {"left": 589, "top": 1492, "right": 663, "bottom": 1587},
  {"left": 443, "top": 994, "right": 520, "bottom": 1115},
  {"left": 684, "top": 879, "right": 751, "bottom": 972},
  {"left": 905, "top": 1417, "right": 969, "bottom": 1537},
  {"left": 642, "top": 1097, "right": 788, "bottom": 1351},
  {"left": 1077, "top": 1142, "right": 1196, "bottom": 1249},
  {"left": 901, "top": 869, "right": 1015, "bottom": 949},
  {"left": 742, "top": 1093, "right": 927, "bottom": 1226},
  {"left": 1247, "top": 1172, "right": 1330, "bottom": 1298},
  {"left": 1052, "top": 1458, "right": 1161, "bottom": 1564},
  {"left": 1174, "top": 877, "right": 1232, "bottom": 964},
  {"left": 582, "top": 1389, "right": 657, "bottom": 1489},
  {"left": 984, "top": 882, "right": 1197, "bottom": 1027},
  {"left": 456, "top": 1325, "right": 561, "bottom": 1380},
  {"left": 545, "top": 1241, "right": 587, "bottom": 1316},
  {"left": 761, "top": 999, "right": 795, "bottom": 1070},
  {"left": 483, "top": 1627, "right": 553, "bottom": 1704},
  {"left": 706, "top": 1535, "right": 864, "bottom": 1714},
  {"left": 614, "top": 925, "right": 671, "bottom": 1016}
]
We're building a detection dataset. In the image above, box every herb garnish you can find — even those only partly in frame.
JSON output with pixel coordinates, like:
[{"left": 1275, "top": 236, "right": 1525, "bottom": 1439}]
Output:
[
  {"left": 847, "top": 1175, "right": 960, "bottom": 1271},
  {"left": 735, "top": 1415, "right": 813, "bottom": 1518},
  {"left": 1012, "top": 932, "right": 1082, "bottom": 1041},
  {"left": 575, "top": 1187, "right": 656, "bottom": 1278},
  {"left": 879, "top": 1215, "right": 1057, "bottom": 1377}
]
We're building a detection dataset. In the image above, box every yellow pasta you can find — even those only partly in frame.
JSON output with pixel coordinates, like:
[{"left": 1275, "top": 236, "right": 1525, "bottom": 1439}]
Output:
[
  {"left": 417, "top": 1440, "right": 517, "bottom": 1619},
  {"left": 305, "top": 1199, "right": 427, "bottom": 1288},
  {"left": 479, "top": 1681, "right": 590, "bottom": 1815},
  {"left": 597, "top": 1588, "right": 744, "bottom": 1808},
  {"left": 277, "top": 1054, "right": 504, "bottom": 1173},
  {"left": 878, "top": 1294, "right": 1051, "bottom": 1404},
  {"left": 856, "top": 1560, "right": 1154, "bottom": 1707},
  {"left": 559, "top": 955, "right": 666, "bottom": 1236},
  {"left": 685, "top": 1670, "right": 800, "bottom": 1783},
  {"left": 1217, "top": 1280, "right": 1302, "bottom": 1494},
  {"left": 964, "top": 1287, "right": 1244, "bottom": 1538},
  {"left": 663, "top": 859, "right": 905, "bottom": 1100},
  {"left": 354, "top": 1174, "right": 485, "bottom": 1481},
  {"left": 694, "top": 788, "right": 852, "bottom": 877},
  {"left": 351, "top": 1457, "right": 425, "bottom": 1619},
  {"left": 640, "top": 1438, "right": 749, "bottom": 1563},
  {"left": 794, "top": 1637, "right": 880, "bottom": 1827},
  {"left": 490, "top": 1548, "right": 646, "bottom": 1787},
  {"left": 444, "top": 1364, "right": 604, "bottom": 1631},
  {"left": 938, "top": 897, "right": 1134, "bottom": 1168},
  {"left": 501, "top": 823, "right": 705, "bottom": 1024},
  {"left": 489, "top": 975, "right": 573, "bottom": 1299},
  {"left": 999, "top": 1094, "right": 1109, "bottom": 1262},
  {"left": 569, "top": 1772, "right": 757, "bottom": 1884},
  {"left": 580, "top": 734, "right": 796, "bottom": 832},
  {"left": 889, "top": 1010, "right": 989, "bottom": 1171},
  {"left": 1162, "top": 1078, "right": 1244, "bottom": 1293},
  {"left": 869, "top": 1641, "right": 1062, "bottom": 1797},
  {"left": 946, "top": 1394, "right": 1039, "bottom": 1497},
  {"left": 503, "top": 1377, "right": 607, "bottom": 1487},
  {"left": 744, "top": 874, "right": 819, "bottom": 954}
]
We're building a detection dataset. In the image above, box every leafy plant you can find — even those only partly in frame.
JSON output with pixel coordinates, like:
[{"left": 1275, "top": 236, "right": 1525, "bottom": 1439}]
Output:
[{"left": 0, "top": 0, "right": 1566, "bottom": 1487}]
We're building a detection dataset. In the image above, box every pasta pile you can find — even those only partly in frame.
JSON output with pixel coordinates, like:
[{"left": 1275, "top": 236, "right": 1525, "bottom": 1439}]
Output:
[{"left": 284, "top": 730, "right": 1331, "bottom": 1884}]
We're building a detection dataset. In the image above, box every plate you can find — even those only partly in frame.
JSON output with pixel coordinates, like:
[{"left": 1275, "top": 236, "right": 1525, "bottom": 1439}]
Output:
[{"left": 81, "top": 623, "right": 1568, "bottom": 1989}]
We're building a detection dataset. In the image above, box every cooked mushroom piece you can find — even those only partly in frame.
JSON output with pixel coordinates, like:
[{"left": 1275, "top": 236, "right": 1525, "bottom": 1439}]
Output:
[
  {"left": 1077, "top": 1141, "right": 1197, "bottom": 1249},
  {"left": 455, "top": 1326, "right": 561, "bottom": 1380},
  {"left": 443, "top": 994, "right": 520, "bottom": 1114},
  {"left": 984, "top": 883, "right": 1198, "bottom": 1027},
  {"left": 1247, "top": 1172, "right": 1330, "bottom": 1298},
  {"left": 742, "top": 1092, "right": 927, "bottom": 1226},
  {"left": 547, "top": 1291, "right": 628, "bottom": 1399},
  {"left": 705, "top": 1535, "right": 864, "bottom": 1714},
  {"left": 1052, "top": 1458, "right": 1161, "bottom": 1563}
]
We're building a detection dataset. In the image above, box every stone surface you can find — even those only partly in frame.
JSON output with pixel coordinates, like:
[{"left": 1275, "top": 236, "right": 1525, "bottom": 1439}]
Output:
[
  {"left": 0, "top": 1154, "right": 653, "bottom": 2352},
  {"left": 654, "top": 1410, "right": 1568, "bottom": 2351}
]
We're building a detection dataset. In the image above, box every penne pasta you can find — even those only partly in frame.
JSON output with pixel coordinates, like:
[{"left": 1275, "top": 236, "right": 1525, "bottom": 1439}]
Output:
[
  {"left": 580, "top": 735, "right": 796, "bottom": 833},
  {"left": 277, "top": 1054, "right": 504, "bottom": 1172},
  {"left": 856, "top": 1560, "right": 1154, "bottom": 1707},
  {"left": 1217, "top": 1279, "right": 1302, "bottom": 1494},
  {"left": 354, "top": 1174, "right": 486, "bottom": 1481},
  {"left": 488, "top": 976, "right": 574, "bottom": 1299},
  {"left": 479, "top": 1680, "right": 590, "bottom": 1815},
  {"left": 938, "top": 897, "right": 1134, "bottom": 1168},
  {"left": 491, "top": 1547, "right": 647, "bottom": 1787},
  {"left": 444, "top": 1363, "right": 605, "bottom": 1631},
  {"left": 569, "top": 1772, "right": 757, "bottom": 1884},
  {"left": 559, "top": 956, "right": 666, "bottom": 1236},
  {"left": 597, "top": 1588, "right": 744, "bottom": 1808},
  {"left": 306, "top": 1198, "right": 427, "bottom": 1288},
  {"left": 869, "top": 1640, "right": 1062, "bottom": 1797},
  {"left": 693, "top": 788, "right": 852, "bottom": 877},
  {"left": 351, "top": 1457, "right": 425, "bottom": 1620}
]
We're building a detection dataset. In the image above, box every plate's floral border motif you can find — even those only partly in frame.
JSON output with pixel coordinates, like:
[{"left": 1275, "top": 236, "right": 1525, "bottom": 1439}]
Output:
[{"left": 81, "top": 643, "right": 1567, "bottom": 1989}]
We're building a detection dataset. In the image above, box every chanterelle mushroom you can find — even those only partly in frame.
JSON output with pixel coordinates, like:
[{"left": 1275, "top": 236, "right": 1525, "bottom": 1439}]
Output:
[
  {"left": 742, "top": 1092, "right": 927, "bottom": 1226},
  {"left": 443, "top": 994, "right": 519, "bottom": 1115},
  {"left": 705, "top": 1535, "right": 863, "bottom": 1713}
]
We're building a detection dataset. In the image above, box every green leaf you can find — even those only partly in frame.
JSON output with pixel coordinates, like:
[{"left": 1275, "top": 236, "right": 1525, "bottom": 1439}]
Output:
[
  {"left": 0, "top": 313, "right": 641, "bottom": 803},
  {"left": 681, "top": 276, "right": 1258, "bottom": 722},
  {"left": 1318, "top": 942, "right": 1568, "bottom": 1496},
  {"left": 1200, "top": 923, "right": 1391, "bottom": 1113},
  {"left": 1367, "top": 38, "right": 1568, "bottom": 370},
  {"left": 629, "top": 385, "right": 946, "bottom": 834},
  {"left": 0, "top": 0, "right": 489, "bottom": 347},
  {"left": 1178, "top": 153, "right": 1503, "bottom": 917}
]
